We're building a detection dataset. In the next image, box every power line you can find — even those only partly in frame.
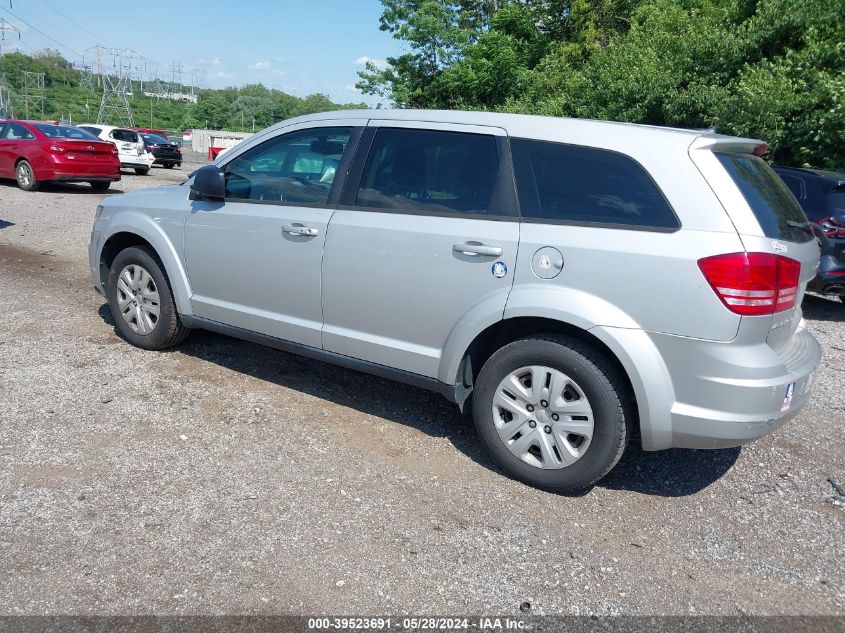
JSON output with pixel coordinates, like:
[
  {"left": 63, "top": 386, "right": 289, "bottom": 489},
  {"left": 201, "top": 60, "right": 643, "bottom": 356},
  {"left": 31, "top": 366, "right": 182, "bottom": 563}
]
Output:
[
  {"left": 35, "top": 0, "right": 119, "bottom": 48},
  {"left": 0, "top": 5, "right": 81, "bottom": 58}
]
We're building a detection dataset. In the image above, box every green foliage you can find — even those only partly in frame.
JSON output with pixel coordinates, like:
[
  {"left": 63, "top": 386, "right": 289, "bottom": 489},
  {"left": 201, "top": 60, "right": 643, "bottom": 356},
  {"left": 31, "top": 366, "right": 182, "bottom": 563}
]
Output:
[
  {"left": 360, "top": 0, "right": 845, "bottom": 168},
  {"left": 1, "top": 51, "right": 367, "bottom": 132}
]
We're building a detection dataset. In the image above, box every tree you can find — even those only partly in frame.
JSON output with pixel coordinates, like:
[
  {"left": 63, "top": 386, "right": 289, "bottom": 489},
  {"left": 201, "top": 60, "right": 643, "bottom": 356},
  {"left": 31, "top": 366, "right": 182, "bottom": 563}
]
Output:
[{"left": 363, "top": 0, "right": 845, "bottom": 168}]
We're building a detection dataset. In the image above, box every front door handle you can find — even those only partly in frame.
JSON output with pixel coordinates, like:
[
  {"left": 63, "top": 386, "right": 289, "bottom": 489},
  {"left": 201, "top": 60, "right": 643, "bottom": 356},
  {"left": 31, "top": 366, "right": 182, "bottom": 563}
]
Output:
[
  {"left": 453, "top": 242, "right": 503, "bottom": 257},
  {"left": 283, "top": 223, "right": 319, "bottom": 237}
]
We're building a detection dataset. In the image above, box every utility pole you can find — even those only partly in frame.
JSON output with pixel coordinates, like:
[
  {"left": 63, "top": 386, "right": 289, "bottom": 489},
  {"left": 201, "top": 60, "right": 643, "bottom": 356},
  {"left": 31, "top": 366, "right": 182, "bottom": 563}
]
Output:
[{"left": 0, "top": 18, "right": 20, "bottom": 118}]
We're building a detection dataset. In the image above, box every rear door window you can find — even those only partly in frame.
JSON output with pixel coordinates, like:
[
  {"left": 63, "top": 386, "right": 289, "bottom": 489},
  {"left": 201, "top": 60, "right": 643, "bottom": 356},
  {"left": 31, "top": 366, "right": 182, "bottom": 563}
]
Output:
[
  {"left": 1, "top": 123, "right": 35, "bottom": 140},
  {"left": 716, "top": 153, "right": 813, "bottom": 243},
  {"left": 510, "top": 138, "right": 679, "bottom": 230}
]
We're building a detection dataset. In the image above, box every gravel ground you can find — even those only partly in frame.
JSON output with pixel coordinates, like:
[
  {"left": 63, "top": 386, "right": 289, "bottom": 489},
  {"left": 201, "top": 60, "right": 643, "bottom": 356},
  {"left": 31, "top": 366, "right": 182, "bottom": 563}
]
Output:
[{"left": 0, "top": 162, "right": 844, "bottom": 617}]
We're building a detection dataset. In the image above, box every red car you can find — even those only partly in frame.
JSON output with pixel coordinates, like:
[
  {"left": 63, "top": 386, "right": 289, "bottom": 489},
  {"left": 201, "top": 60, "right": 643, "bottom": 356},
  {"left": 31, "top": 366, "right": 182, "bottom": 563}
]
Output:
[{"left": 0, "top": 120, "right": 121, "bottom": 192}]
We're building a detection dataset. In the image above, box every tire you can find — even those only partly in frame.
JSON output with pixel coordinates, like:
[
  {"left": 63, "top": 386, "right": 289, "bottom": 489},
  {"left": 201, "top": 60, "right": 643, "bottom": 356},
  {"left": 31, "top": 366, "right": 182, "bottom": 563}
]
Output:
[
  {"left": 840, "top": 296, "right": 844, "bottom": 304},
  {"left": 134, "top": 167, "right": 150, "bottom": 176},
  {"left": 90, "top": 181, "right": 111, "bottom": 192},
  {"left": 472, "top": 334, "right": 631, "bottom": 493},
  {"left": 164, "top": 163, "right": 174, "bottom": 169},
  {"left": 15, "top": 160, "right": 39, "bottom": 191},
  {"left": 106, "top": 245, "right": 189, "bottom": 350}
]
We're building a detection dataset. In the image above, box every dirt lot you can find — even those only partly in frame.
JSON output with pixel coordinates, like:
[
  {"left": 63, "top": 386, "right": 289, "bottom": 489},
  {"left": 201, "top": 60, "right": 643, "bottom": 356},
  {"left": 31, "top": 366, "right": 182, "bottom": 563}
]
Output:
[{"left": 1, "top": 162, "right": 844, "bottom": 616}]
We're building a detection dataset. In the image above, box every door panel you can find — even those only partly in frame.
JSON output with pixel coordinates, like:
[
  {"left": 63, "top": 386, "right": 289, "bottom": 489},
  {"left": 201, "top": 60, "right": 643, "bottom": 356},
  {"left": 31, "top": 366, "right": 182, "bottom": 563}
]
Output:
[
  {"left": 184, "top": 122, "right": 364, "bottom": 347},
  {"left": 321, "top": 124, "right": 519, "bottom": 378},
  {"left": 321, "top": 212, "right": 519, "bottom": 376}
]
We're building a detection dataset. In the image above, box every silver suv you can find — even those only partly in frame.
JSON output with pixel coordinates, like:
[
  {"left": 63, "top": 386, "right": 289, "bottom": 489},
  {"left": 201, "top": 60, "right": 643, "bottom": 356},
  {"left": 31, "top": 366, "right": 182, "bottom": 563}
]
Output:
[{"left": 88, "top": 110, "right": 822, "bottom": 491}]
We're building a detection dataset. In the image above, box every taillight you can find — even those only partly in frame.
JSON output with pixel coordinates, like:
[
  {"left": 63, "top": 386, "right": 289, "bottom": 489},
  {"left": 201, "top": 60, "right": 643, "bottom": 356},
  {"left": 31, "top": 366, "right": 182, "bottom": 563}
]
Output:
[
  {"left": 48, "top": 144, "right": 65, "bottom": 152},
  {"left": 698, "top": 252, "right": 801, "bottom": 316},
  {"left": 110, "top": 146, "right": 119, "bottom": 156},
  {"left": 820, "top": 217, "right": 845, "bottom": 238}
]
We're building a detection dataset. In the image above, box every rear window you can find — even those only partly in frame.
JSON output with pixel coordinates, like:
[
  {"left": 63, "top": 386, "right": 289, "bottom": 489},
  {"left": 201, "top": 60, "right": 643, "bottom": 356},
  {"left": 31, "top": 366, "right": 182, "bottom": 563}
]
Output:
[
  {"left": 110, "top": 129, "right": 139, "bottom": 142},
  {"left": 511, "top": 139, "right": 679, "bottom": 230},
  {"left": 716, "top": 153, "right": 813, "bottom": 243},
  {"left": 143, "top": 134, "right": 169, "bottom": 144},
  {"left": 35, "top": 124, "right": 99, "bottom": 140}
]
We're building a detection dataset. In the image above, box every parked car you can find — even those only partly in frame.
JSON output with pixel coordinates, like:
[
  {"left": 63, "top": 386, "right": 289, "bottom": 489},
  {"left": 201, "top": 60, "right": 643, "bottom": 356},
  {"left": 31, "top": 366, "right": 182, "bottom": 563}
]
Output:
[
  {"left": 133, "top": 127, "right": 169, "bottom": 140},
  {"left": 0, "top": 119, "right": 120, "bottom": 191},
  {"left": 88, "top": 110, "right": 822, "bottom": 491},
  {"left": 140, "top": 133, "right": 182, "bottom": 169},
  {"left": 77, "top": 124, "right": 154, "bottom": 175},
  {"left": 773, "top": 165, "right": 845, "bottom": 303}
]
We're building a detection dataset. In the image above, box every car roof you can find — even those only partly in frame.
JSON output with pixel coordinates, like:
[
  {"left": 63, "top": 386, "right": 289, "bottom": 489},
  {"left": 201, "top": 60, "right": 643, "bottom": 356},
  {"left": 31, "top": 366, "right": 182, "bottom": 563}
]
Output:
[
  {"left": 260, "top": 108, "right": 761, "bottom": 153},
  {"left": 774, "top": 164, "right": 845, "bottom": 185}
]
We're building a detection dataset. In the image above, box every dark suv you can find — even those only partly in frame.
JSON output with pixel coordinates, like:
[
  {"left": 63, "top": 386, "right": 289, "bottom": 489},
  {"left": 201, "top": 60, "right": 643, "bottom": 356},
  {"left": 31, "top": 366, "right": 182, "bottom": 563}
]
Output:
[
  {"left": 141, "top": 133, "right": 182, "bottom": 169},
  {"left": 774, "top": 166, "right": 845, "bottom": 302}
]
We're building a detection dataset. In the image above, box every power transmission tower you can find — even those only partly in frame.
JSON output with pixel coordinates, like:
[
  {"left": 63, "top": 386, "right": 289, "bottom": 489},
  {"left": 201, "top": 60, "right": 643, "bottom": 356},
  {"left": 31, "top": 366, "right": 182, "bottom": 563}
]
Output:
[
  {"left": 169, "top": 59, "right": 182, "bottom": 96},
  {"left": 76, "top": 59, "right": 95, "bottom": 92},
  {"left": 22, "top": 70, "right": 45, "bottom": 118},
  {"left": 146, "top": 62, "right": 162, "bottom": 96},
  {"left": 0, "top": 18, "right": 20, "bottom": 118},
  {"left": 87, "top": 44, "right": 143, "bottom": 126}
]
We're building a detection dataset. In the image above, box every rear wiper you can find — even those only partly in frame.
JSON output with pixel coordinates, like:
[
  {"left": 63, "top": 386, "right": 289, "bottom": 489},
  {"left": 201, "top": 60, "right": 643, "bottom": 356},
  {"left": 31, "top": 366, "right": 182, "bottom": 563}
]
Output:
[{"left": 787, "top": 220, "right": 814, "bottom": 234}]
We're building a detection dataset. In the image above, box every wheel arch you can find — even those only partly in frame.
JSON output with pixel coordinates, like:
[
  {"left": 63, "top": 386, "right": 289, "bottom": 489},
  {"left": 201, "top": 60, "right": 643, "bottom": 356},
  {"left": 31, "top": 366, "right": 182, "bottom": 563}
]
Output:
[
  {"left": 442, "top": 315, "right": 674, "bottom": 451},
  {"left": 98, "top": 221, "right": 193, "bottom": 316}
]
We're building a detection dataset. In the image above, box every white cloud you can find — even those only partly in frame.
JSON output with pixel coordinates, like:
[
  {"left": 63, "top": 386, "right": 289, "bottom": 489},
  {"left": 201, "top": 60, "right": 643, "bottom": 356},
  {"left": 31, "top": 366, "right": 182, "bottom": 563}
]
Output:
[
  {"left": 345, "top": 84, "right": 360, "bottom": 92},
  {"left": 271, "top": 69, "right": 286, "bottom": 76},
  {"left": 198, "top": 56, "right": 223, "bottom": 67},
  {"left": 353, "top": 55, "right": 387, "bottom": 70},
  {"left": 213, "top": 70, "right": 233, "bottom": 79},
  {"left": 250, "top": 61, "right": 272, "bottom": 70}
]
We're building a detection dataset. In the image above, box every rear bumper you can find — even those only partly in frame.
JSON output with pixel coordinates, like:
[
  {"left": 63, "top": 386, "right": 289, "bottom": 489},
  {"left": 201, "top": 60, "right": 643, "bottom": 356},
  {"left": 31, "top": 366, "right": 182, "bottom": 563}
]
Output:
[
  {"left": 808, "top": 253, "right": 845, "bottom": 295},
  {"left": 50, "top": 173, "right": 120, "bottom": 183},
  {"left": 152, "top": 154, "right": 182, "bottom": 164},
  {"left": 595, "top": 322, "right": 822, "bottom": 451}
]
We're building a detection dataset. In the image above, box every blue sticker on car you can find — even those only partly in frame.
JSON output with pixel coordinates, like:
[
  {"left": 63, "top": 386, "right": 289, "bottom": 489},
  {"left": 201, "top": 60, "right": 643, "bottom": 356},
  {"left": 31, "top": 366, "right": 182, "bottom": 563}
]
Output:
[{"left": 492, "top": 261, "right": 508, "bottom": 278}]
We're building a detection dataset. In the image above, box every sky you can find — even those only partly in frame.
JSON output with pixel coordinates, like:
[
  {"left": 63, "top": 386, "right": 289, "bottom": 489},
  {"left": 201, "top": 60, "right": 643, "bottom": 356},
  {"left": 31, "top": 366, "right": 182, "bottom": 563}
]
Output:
[{"left": 0, "top": 0, "right": 403, "bottom": 105}]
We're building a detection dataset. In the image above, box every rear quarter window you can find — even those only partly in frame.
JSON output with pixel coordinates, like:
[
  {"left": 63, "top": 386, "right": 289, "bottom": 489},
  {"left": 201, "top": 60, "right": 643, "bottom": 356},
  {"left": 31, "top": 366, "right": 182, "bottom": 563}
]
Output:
[
  {"left": 510, "top": 138, "right": 679, "bottom": 230},
  {"left": 716, "top": 153, "right": 813, "bottom": 243}
]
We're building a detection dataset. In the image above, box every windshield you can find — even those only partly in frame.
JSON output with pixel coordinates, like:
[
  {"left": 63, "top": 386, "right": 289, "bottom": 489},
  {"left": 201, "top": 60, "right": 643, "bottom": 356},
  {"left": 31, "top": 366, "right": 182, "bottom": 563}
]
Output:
[
  {"left": 716, "top": 153, "right": 814, "bottom": 243},
  {"left": 35, "top": 124, "right": 100, "bottom": 140}
]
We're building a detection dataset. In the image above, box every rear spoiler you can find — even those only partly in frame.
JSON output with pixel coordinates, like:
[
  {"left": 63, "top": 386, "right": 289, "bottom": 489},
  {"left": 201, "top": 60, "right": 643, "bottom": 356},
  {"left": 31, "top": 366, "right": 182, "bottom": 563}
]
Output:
[{"left": 688, "top": 133, "right": 767, "bottom": 155}]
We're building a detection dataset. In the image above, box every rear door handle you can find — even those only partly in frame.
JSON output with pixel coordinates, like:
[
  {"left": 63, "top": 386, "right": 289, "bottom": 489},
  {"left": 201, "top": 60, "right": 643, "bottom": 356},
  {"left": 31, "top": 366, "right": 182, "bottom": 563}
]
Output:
[
  {"left": 283, "top": 223, "right": 319, "bottom": 237},
  {"left": 453, "top": 242, "right": 503, "bottom": 257}
]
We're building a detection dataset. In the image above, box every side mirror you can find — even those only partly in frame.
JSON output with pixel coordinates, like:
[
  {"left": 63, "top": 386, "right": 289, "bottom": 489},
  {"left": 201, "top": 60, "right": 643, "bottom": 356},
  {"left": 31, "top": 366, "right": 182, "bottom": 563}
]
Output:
[{"left": 189, "top": 164, "right": 225, "bottom": 201}]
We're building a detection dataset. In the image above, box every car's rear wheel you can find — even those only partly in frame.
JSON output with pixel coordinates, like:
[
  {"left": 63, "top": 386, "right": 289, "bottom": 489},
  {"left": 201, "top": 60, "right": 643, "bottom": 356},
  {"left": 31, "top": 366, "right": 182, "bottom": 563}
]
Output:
[
  {"left": 90, "top": 181, "right": 111, "bottom": 192},
  {"left": 472, "top": 334, "right": 630, "bottom": 493},
  {"left": 134, "top": 167, "right": 150, "bottom": 176},
  {"left": 106, "top": 246, "right": 189, "bottom": 350},
  {"left": 16, "top": 160, "right": 38, "bottom": 191},
  {"left": 164, "top": 163, "right": 174, "bottom": 169}
]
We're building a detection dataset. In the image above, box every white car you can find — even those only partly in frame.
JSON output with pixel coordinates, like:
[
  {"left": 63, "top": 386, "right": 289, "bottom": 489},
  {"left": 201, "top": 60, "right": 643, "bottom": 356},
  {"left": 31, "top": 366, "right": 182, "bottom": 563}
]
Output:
[{"left": 77, "top": 124, "right": 154, "bottom": 175}]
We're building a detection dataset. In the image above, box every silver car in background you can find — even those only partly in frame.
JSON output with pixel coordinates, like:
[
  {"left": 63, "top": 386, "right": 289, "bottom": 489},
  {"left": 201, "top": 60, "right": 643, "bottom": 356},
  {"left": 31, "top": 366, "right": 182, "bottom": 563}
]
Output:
[{"left": 88, "top": 109, "right": 821, "bottom": 491}]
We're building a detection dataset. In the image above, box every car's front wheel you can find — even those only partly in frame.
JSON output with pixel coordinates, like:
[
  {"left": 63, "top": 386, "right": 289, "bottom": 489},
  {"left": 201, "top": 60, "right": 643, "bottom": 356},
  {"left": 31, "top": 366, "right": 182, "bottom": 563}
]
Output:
[
  {"left": 163, "top": 163, "right": 174, "bottom": 169},
  {"left": 90, "top": 181, "right": 111, "bottom": 192},
  {"left": 16, "top": 160, "right": 39, "bottom": 191},
  {"left": 106, "top": 246, "right": 189, "bottom": 350},
  {"left": 472, "top": 334, "right": 631, "bottom": 493}
]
